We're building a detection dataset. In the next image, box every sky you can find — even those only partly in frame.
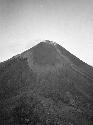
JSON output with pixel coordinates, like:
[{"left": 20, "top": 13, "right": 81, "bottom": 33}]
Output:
[{"left": 0, "top": 0, "right": 93, "bottom": 66}]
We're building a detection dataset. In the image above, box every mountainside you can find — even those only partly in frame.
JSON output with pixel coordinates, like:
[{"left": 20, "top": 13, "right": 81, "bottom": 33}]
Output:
[{"left": 0, "top": 40, "right": 93, "bottom": 125}]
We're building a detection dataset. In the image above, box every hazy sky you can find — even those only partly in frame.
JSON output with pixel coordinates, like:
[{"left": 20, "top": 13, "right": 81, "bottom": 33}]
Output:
[{"left": 0, "top": 0, "right": 93, "bottom": 66}]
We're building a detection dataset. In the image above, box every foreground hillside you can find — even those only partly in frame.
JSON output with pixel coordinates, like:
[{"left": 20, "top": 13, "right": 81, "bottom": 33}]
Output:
[{"left": 0, "top": 40, "right": 93, "bottom": 125}]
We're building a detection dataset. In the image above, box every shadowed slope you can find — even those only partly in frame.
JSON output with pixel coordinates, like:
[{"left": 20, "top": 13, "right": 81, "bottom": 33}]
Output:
[{"left": 32, "top": 41, "right": 60, "bottom": 65}]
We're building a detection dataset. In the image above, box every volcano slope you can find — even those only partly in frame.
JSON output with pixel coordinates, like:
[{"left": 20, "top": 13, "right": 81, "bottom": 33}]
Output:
[{"left": 0, "top": 40, "right": 93, "bottom": 125}]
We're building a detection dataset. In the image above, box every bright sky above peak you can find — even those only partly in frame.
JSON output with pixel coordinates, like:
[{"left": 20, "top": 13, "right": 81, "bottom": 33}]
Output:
[{"left": 0, "top": 0, "right": 93, "bottom": 66}]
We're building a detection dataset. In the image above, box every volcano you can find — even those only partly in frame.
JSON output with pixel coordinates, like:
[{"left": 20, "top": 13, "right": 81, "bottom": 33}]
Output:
[{"left": 0, "top": 40, "right": 93, "bottom": 125}]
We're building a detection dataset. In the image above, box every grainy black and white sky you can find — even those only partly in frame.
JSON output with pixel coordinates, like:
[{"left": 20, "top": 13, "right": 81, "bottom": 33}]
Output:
[{"left": 0, "top": 0, "right": 93, "bottom": 65}]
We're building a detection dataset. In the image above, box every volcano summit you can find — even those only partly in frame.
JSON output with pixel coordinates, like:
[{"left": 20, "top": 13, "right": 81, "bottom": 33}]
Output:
[{"left": 0, "top": 40, "right": 93, "bottom": 125}]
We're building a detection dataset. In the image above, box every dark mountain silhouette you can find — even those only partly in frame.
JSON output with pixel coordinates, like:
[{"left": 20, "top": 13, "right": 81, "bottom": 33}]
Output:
[{"left": 0, "top": 40, "right": 93, "bottom": 125}]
